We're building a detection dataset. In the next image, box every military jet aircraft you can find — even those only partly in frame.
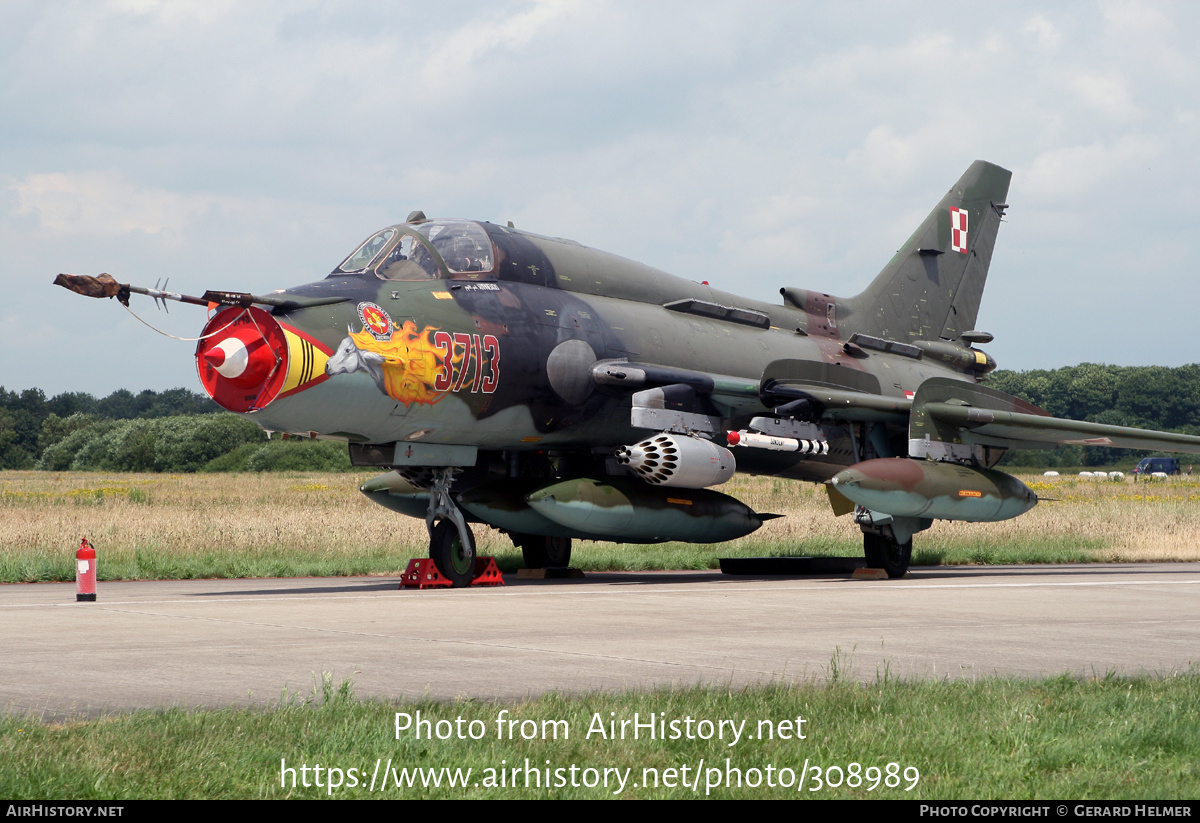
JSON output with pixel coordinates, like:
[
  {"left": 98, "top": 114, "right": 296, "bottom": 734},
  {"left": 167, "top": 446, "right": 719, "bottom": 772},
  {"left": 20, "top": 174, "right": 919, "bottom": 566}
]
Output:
[{"left": 55, "top": 160, "right": 1200, "bottom": 585}]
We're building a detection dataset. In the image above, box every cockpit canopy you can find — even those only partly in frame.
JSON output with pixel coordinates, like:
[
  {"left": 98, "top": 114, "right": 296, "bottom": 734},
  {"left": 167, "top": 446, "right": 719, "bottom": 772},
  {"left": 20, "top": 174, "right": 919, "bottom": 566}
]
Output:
[{"left": 330, "top": 219, "right": 495, "bottom": 281}]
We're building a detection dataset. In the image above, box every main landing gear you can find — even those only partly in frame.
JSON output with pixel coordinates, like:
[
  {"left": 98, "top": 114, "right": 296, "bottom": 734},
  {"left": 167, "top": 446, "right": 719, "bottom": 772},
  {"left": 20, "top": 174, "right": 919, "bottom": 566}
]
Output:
[
  {"left": 862, "top": 529, "right": 912, "bottom": 579},
  {"left": 855, "top": 507, "right": 929, "bottom": 579},
  {"left": 511, "top": 533, "right": 573, "bottom": 569}
]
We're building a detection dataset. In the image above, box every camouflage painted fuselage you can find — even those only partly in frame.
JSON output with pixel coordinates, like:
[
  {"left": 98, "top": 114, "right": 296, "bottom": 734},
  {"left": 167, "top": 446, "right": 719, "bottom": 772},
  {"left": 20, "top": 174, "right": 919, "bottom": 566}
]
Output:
[
  {"left": 61, "top": 161, "right": 1200, "bottom": 563},
  {"left": 232, "top": 206, "right": 999, "bottom": 483}
]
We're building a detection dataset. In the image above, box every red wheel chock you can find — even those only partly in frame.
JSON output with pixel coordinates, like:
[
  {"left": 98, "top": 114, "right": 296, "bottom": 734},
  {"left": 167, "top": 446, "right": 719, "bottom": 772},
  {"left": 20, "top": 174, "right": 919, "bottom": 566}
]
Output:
[
  {"left": 399, "top": 559, "right": 452, "bottom": 589},
  {"left": 399, "top": 557, "right": 505, "bottom": 589},
  {"left": 470, "top": 556, "right": 505, "bottom": 586}
]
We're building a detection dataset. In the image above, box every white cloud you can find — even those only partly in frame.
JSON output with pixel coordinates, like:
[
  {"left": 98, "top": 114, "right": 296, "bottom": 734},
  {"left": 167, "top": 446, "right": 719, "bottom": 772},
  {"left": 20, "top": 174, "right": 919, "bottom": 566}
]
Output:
[
  {"left": 1099, "top": 0, "right": 1171, "bottom": 39},
  {"left": 11, "top": 172, "right": 205, "bottom": 237},
  {"left": 1021, "top": 135, "right": 1161, "bottom": 200},
  {"left": 414, "top": 0, "right": 570, "bottom": 96},
  {"left": 844, "top": 126, "right": 920, "bottom": 182},
  {"left": 1023, "top": 14, "right": 1061, "bottom": 51},
  {"left": 4, "top": 1, "right": 1200, "bottom": 392},
  {"left": 1065, "top": 70, "right": 1140, "bottom": 121}
]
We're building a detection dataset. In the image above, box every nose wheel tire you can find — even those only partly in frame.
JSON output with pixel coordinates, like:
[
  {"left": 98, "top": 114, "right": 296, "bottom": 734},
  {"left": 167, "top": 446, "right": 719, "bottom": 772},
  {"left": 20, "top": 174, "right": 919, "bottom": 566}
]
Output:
[
  {"left": 863, "top": 532, "right": 912, "bottom": 579},
  {"left": 430, "top": 520, "right": 477, "bottom": 587}
]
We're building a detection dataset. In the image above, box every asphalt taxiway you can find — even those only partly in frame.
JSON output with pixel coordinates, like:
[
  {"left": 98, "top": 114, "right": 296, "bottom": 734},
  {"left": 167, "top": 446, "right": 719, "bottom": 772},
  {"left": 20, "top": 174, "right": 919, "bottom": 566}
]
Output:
[{"left": 2, "top": 563, "right": 1198, "bottom": 718}]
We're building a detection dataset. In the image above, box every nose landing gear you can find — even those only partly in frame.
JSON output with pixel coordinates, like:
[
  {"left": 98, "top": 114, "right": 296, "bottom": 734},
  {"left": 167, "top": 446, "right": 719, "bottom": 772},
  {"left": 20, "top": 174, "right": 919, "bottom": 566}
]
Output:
[
  {"left": 429, "top": 519, "right": 477, "bottom": 587},
  {"left": 425, "top": 468, "right": 477, "bottom": 587}
]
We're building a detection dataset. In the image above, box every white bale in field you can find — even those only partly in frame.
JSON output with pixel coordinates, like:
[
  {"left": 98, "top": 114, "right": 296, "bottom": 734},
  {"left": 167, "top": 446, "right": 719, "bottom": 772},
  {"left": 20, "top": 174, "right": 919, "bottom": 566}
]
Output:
[
  {"left": 1151, "top": 471, "right": 1169, "bottom": 478},
  {"left": 1078, "top": 471, "right": 1094, "bottom": 478},
  {"left": 1108, "top": 472, "right": 1124, "bottom": 480},
  {"left": 1043, "top": 471, "right": 1060, "bottom": 477}
]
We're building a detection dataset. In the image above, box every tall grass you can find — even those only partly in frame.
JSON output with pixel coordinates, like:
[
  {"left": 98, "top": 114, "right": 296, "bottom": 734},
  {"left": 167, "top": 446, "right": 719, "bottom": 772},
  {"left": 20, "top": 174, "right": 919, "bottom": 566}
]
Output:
[{"left": 2, "top": 470, "right": 1199, "bottom": 583}]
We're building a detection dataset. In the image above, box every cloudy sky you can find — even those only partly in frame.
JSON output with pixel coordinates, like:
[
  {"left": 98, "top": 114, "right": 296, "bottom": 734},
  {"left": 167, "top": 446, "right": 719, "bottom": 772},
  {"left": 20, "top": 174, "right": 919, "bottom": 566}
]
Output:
[{"left": 3, "top": 1, "right": 1198, "bottom": 397}]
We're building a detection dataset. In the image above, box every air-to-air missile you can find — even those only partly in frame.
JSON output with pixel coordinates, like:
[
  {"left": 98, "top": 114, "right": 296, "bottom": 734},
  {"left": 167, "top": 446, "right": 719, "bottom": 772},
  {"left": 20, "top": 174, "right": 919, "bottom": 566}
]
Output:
[
  {"left": 726, "top": 429, "right": 830, "bottom": 455},
  {"left": 830, "top": 458, "right": 1038, "bottom": 523}
]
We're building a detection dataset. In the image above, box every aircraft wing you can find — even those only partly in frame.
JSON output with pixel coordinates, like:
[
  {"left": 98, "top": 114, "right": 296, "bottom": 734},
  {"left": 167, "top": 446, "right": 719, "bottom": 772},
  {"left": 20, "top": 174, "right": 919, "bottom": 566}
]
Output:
[
  {"left": 759, "top": 358, "right": 911, "bottom": 421},
  {"left": 923, "top": 403, "right": 1200, "bottom": 453},
  {"left": 911, "top": 377, "right": 1200, "bottom": 455},
  {"left": 591, "top": 360, "right": 764, "bottom": 418},
  {"left": 594, "top": 361, "right": 1200, "bottom": 455},
  {"left": 591, "top": 361, "right": 759, "bottom": 400},
  {"left": 762, "top": 383, "right": 912, "bottom": 422},
  {"left": 593, "top": 358, "right": 914, "bottom": 422}
]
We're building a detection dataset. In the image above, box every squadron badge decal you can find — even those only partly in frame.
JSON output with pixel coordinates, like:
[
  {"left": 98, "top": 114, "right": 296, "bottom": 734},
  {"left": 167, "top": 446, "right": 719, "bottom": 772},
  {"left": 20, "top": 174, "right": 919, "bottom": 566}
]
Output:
[{"left": 358, "top": 302, "right": 393, "bottom": 340}]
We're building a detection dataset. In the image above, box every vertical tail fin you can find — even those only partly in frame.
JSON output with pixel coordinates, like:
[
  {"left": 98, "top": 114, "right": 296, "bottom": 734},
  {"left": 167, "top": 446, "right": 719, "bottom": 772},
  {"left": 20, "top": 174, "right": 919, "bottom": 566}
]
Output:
[{"left": 840, "top": 160, "right": 1011, "bottom": 343}]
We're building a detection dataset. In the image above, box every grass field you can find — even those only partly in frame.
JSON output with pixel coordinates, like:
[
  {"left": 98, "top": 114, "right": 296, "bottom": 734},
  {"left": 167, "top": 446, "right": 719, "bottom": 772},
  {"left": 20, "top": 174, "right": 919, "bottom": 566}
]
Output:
[
  {"left": 4, "top": 470, "right": 1199, "bottom": 800},
  {"left": 2, "top": 672, "right": 1197, "bottom": 799},
  {"left": 3, "top": 469, "right": 1200, "bottom": 583}
]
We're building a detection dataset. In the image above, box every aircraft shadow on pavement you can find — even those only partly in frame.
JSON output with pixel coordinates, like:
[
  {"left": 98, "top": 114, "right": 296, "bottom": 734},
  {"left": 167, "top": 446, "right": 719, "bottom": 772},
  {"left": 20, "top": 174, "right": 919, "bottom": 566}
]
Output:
[
  {"left": 184, "top": 562, "right": 1198, "bottom": 598},
  {"left": 918, "top": 563, "right": 1200, "bottom": 580},
  {"left": 190, "top": 580, "right": 405, "bottom": 597}
]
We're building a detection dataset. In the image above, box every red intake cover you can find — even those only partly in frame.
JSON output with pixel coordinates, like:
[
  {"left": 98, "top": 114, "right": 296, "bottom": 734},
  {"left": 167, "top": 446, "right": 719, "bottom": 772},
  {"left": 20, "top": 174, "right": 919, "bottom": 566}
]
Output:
[{"left": 195, "top": 307, "right": 288, "bottom": 412}]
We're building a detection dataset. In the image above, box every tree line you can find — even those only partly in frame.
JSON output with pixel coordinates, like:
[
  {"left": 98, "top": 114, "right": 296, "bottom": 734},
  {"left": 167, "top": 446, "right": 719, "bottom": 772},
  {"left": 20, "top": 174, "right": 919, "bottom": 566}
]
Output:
[
  {"left": 2, "top": 363, "right": 1196, "bottom": 472},
  {"left": 984, "top": 363, "right": 1200, "bottom": 467},
  {"left": 0, "top": 387, "right": 349, "bottom": 472}
]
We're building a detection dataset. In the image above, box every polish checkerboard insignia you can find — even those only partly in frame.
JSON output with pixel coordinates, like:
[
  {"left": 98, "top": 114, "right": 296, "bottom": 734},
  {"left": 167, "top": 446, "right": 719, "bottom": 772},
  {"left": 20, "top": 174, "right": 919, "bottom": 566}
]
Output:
[{"left": 950, "top": 207, "right": 968, "bottom": 253}]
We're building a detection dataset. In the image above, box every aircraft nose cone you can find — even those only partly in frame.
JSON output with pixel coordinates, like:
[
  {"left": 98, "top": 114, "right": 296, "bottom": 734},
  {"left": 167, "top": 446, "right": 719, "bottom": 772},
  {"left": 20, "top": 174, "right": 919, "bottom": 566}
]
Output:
[
  {"left": 830, "top": 467, "right": 864, "bottom": 489},
  {"left": 207, "top": 337, "right": 251, "bottom": 379},
  {"left": 524, "top": 487, "right": 556, "bottom": 504}
]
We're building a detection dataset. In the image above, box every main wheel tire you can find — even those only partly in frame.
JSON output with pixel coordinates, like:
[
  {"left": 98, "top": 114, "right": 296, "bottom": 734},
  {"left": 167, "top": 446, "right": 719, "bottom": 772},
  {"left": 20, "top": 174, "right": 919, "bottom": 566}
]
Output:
[
  {"left": 430, "top": 520, "right": 477, "bottom": 587},
  {"left": 518, "top": 534, "right": 572, "bottom": 569},
  {"left": 863, "top": 532, "right": 912, "bottom": 579}
]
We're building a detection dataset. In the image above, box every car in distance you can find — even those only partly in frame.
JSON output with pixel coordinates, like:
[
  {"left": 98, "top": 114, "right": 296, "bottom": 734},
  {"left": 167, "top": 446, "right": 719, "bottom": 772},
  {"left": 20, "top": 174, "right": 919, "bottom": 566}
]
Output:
[{"left": 1133, "top": 457, "right": 1181, "bottom": 476}]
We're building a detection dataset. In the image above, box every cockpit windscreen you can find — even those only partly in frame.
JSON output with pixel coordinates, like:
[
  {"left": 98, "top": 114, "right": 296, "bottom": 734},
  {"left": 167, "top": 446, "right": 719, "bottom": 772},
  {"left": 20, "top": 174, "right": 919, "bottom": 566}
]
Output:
[
  {"left": 335, "top": 228, "right": 396, "bottom": 274},
  {"left": 414, "top": 221, "right": 494, "bottom": 274},
  {"left": 329, "top": 220, "right": 496, "bottom": 280}
]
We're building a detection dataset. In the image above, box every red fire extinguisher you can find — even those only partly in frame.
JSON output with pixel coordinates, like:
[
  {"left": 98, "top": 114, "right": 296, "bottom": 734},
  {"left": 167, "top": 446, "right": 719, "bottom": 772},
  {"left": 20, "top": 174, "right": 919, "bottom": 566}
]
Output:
[{"left": 76, "top": 538, "right": 96, "bottom": 602}]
